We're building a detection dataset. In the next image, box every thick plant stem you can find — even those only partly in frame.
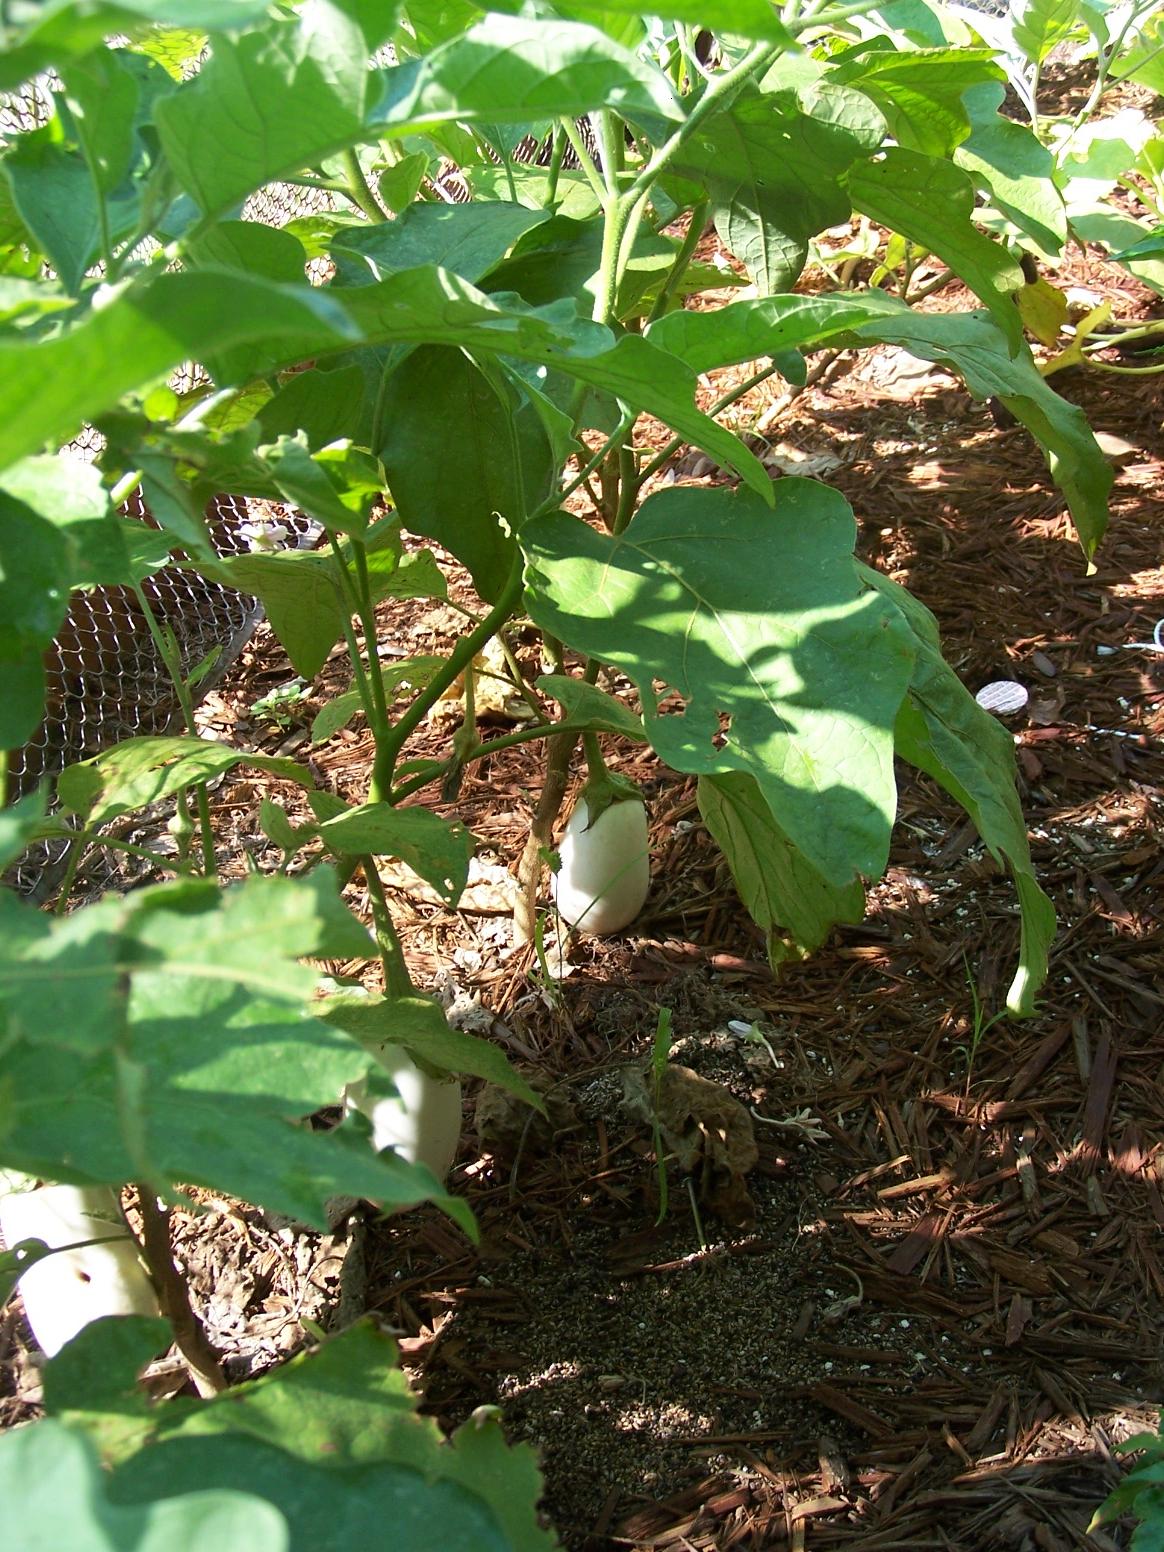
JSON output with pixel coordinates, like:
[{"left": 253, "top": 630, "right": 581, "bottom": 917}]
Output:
[
  {"left": 363, "top": 861, "right": 413, "bottom": 996},
  {"left": 342, "top": 147, "right": 387, "bottom": 222},
  {"left": 379, "top": 557, "right": 524, "bottom": 799},
  {"left": 131, "top": 582, "right": 215, "bottom": 876},
  {"left": 513, "top": 657, "right": 601, "bottom": 945},
  {"left": 514, "top": 727, "right": 577, "bottom": 947},
  {"left": 135, "top": 1189, "right": 228, "bottom": 1396}
]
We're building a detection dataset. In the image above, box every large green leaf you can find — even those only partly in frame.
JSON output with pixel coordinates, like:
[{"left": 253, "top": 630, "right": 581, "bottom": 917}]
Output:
[
  {"left": 184, "top": 221, "right": 311, "bottom": 382},
  {"left": 531, "top": 0, "right": 792, "bottom": 43},
  {"left": 58, "top": 47, "right": 142, "bottom": 196},
  {"left": 0, "top": 486, "right": 70, "bottom": 743},
  {"left": 378, "top": 345, "right": 554, "bottom": 600},
  {"left": 669, "top": 83, "right": 886, "bottom": 293},
  {"left": 0, "top": 265, "right": 767, "bottom": 498},
  {"left": 1011, "top": 0, "right": 1081, "bottom": 66},
  {"left": 3, "top": 129, "right": 109, "bottom": 296},
  {"left": 329, "top": 201, "right": 548, "bottom": 288},
  {"left": 155, "top": 3, "right": 370, "bottom": 217},
  {"left": 0, "top": 874, "right": 474, "bottom": 1231},
  {"left": 375, "top": 16, "right": 681, "bottom": 133},
  {"left": 118, "top": 1320, "right": 556, "bottom": 1551},
  {"left": 698, "top": 771, "right": 867, "bottom": 961},
  {"left": 824, "top": 46, "right": 1003, "bottom": 157},
  {"left": 0, "top": 1420, "right": 288, "bottom": 1552},
  {"left": 859, "top": 566, "right": 1055, "bottom": 1015},
  {"left": 316, "top": 803, "right": 475, "bottom": 905},
  {"left": 954, "top": 119, "right": 1067, "bottom": 253},
  {"left": 0, "top": 453, "right": 174, "bottom": 588},
  {"left": 0, "top": 3, "right": 273, "bottom": 93},
  {"left": 647, "top": 291, "right": 1110, "bottom": 556},
  {"left": 524, "top": 482, "right": 917, "bottom": 888},
  {"left": 845, "top": 149, "right": 1025, "bottom": 349},
  {"left": 197, "top": 523, "right": 442, "bottom": 680}
]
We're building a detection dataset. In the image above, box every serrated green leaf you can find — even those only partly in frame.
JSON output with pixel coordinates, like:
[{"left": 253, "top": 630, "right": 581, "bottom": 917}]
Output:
[
  {"left": 524, "top": 482, "right": 917, "bottom": 888},
  {"left": 58, "top": 735, "right": 317, "bottom": 825},
  {"left": 698, "top": 771, "right": 866, "bottom": 962},
  {"left": 317, "top": 804, "right": 474, "bottom": 905}
]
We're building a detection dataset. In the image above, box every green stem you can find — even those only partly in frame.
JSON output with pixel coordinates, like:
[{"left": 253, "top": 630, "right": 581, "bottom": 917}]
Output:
[
  {"left": 646, "top": 200, "right": 709, "bottom": 326},
  {"left": 545, "top": 124, "right": 566, "bottom": 206},
  {"left": 363, "top": 860, "right": 413, "bottom": 996},
  {"left": 109, "top": 468, "right": 143, "bottom": 507},
  {"left": 0, "top": 749, "right": 8, "bottom": 808},
  {"left": 582, "top": 729, "right": 607, "bottom": 780},
  {"left": 389, "top": 717, "right": 611, "bottom": 804},
  {"left": 376, "top": 556, "right": 524, "bottom": 787},
  {"left": 636, "top": 361, "right": 783, "bottom": 490},
  {"left": 343, "top": 540, "right": 396, "bottom": 803},
  {"left": 556, "top": 411, "right": 636, "bottom": 507},
  {"left": 1081, "top": 358, "right": 1164, "bottom": 375},
  {"left": 787, "top": 0, "right": 892, "bottom": 33},
  {"left": 131, "top": 582, "right": 216, "bottom": 876},
  {"left": 560, "top": 117, "right": 607, "bottom": 203},
  {"left": 341, "top": 147, "right": 387, "bottom": 222},
  {"left": 52, "top": 841, "right": 84, "bottom": 915}
]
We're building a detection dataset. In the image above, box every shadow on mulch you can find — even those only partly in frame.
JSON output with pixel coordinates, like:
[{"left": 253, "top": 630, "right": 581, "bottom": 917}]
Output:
[
  {"left": 3, "top": 244, "right": 1161, "bottom": 1552},
  {"left": 354, "top": 307, "right": 1163, "bottom": 1547}
]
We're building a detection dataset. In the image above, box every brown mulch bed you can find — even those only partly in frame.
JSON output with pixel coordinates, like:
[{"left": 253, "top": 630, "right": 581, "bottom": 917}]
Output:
[{"left": 4, "top": 245, "right": 1163, "bottom": 1550}]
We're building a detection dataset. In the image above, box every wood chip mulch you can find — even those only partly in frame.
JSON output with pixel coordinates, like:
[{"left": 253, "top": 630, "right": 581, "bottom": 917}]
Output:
[{"left": 2, "top": 237, "right": 1161, "bottom": 1552}]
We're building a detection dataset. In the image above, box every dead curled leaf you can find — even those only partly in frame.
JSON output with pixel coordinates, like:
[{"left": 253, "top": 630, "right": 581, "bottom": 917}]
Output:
[
  {"left": 622, "top": 1064, "right": 759, "bottom": 1228},
  {"left": 474, "top": 1070, "right": 576, "bottom": 1162}
]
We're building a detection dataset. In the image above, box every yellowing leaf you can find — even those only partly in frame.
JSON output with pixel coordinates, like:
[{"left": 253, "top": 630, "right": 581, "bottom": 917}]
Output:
[{"left": 1016, "top": 278, "right": 1068, "bottom": 345}]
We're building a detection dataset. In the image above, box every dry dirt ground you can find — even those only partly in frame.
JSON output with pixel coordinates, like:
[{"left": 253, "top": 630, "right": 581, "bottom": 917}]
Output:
[{"left": 4, "top": 250, "right": 1163, "bottom": 1551}]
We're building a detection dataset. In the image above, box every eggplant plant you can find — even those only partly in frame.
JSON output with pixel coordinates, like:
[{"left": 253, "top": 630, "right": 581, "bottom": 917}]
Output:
[{"left": 0, "top": 1, "right": 1118, "bottom": 1545}]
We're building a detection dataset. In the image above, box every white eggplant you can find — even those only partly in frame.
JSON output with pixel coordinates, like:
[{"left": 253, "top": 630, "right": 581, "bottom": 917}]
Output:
[
  {"left": 0, "top": 1182, "right": 159, "bottom": 1357},
  {"left": 343, "top": 1045, "right": 463, "bottom": 1184},
  {"left": 553, "top": 788, "right": 650, "bottom": 935}
]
